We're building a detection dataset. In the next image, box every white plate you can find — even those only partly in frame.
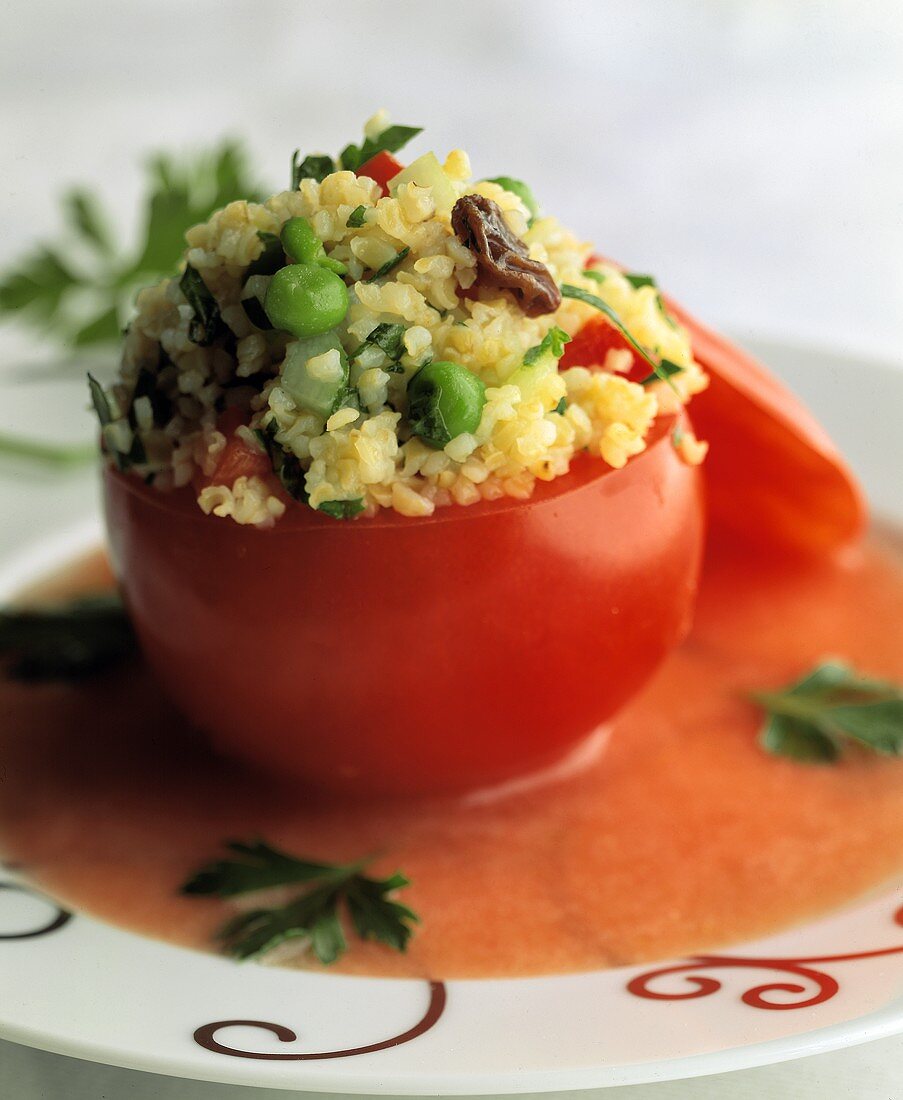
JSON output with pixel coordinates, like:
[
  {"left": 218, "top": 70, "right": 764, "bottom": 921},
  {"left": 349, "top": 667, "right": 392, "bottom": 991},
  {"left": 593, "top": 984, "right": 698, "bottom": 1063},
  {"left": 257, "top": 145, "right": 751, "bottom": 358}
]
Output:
[{"left": 0, "top": 339, "right": 901, "bottom": 1095}]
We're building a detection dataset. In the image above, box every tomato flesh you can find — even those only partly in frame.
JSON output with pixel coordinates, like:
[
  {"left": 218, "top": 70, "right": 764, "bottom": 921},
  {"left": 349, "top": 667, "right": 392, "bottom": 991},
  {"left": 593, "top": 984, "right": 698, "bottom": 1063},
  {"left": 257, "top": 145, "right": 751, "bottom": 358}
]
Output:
[
  {"left": 355, "top": 151, "right": 405, "bottom": 196},
  {"left": 194, "top": 409, "right": 272, "bottom": 491},
  {"left": 104, "top": 415, "right": 704, "bottom": 796},
  {"left": 559, "top": 316, "right": 645, "bottom": 381}
]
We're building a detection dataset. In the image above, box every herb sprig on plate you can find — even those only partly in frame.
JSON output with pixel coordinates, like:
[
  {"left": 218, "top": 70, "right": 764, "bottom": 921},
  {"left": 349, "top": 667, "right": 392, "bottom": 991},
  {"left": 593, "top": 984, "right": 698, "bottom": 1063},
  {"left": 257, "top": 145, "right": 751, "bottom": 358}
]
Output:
[
  {"left": 755, "top": 660, "right": 903, "bottom": 763},
  {"left": 182, "top": 839, "right": 418, "bottom": 964}
]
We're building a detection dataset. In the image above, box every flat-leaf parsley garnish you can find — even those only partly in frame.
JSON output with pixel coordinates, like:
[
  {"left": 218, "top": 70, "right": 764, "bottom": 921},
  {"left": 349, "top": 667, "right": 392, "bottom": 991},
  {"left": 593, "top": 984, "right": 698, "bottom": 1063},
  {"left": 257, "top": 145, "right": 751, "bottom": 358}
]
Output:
[
  {"left": 181, "top": 839, "right": 418, "bottom": 964},
  {"left": 754, "top": 660, "right": 903, "bottom": 763},
  {"left": 0, "top": 594, "right": 136, "bottom": 681}
]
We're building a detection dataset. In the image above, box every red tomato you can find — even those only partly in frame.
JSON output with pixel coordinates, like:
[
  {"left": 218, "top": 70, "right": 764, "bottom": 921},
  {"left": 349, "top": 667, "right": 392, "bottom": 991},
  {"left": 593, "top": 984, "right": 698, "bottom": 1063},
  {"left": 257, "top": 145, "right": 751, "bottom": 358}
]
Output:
[
  {"left": 355, "top": 151, "right": 405, "bottom": 196},
  {"left": 664, "top": 298, "right": 866, "bottom": 556},
  {"left": 559, "top": 316, "right": 645, "bottom": 381},
  {"left": 194, "top": 408, "right": 272, "bottom": 491},
  {"left": 103, "top": 414, "right": 704, "bottom": 796},
  {"left": 582, "top": 255, "right": 865, "bottom": 555}
]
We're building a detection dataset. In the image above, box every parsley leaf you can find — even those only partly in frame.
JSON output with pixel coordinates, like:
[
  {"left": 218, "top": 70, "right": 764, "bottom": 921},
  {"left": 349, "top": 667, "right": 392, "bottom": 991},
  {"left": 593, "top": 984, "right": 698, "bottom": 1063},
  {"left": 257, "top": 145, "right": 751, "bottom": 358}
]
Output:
[
  {"left": 365, "top": 247, "right": 410, "bottom": 283},
  {"left": 319, "top": 498, "right": 365, "bottom": 520},
  {"left": 339, "top": 124, "right": 422, "bottom": 173},
  {"left": 640, "top": 360, "right": 685, "bottom": 387},
  {"left": 0, "top": 142, "right": 261, "bottom": 348},
  {"left": 523, "top": 325, "right": 571, "bottom": 365},
  {"left": 255, "top": 422, "right": 308, "bottom": 502},
  {"left": 244, "top": 231, "right": 284, "bottom": 280},
  {"left": 554, "top": 397, "right": 568, "bottom": 415},
  {"left": 181, "top": 838, "right": 418, "bottom": 964},
  {"left": 350, "top": 322, "right": 407, "bottom": 368},
  {"left": 179, "top": 265, "right": 225, "bottom": 347},
  {"left": 291, "top": 152, "right": 336, "bottom": 189},
  {"left": 346, "top": 205, "right": 368, "bottom": 228},
  {"left": 560, "top": 284, "right": 678, "bottom": 389},
  {"left": 754, "top": 661, "right": 903, "bottom": 763},
  {"left": 0, "top": 593, "right": 136, "bottom": 681}
]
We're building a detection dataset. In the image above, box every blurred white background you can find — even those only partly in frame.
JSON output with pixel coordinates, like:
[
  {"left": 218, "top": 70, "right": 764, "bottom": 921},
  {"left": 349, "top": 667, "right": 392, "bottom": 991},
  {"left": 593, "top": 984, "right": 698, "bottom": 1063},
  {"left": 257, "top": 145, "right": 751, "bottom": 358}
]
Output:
[
  {"left": 1, "top": 2, "right": 902, "bottom": 1096},
  {"left": 2, "top": 0, "right": 902, "bottom": 357}
]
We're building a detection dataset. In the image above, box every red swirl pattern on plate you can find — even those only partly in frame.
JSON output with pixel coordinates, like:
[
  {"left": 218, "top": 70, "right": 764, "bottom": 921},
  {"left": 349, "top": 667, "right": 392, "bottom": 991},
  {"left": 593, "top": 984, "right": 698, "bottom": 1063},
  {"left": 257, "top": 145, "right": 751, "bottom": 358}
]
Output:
[
  {"left": 627, "top": 903, "right": 903, "bottom": 1010},
  {"left": 193, "top": 980, "right": 446, "bottom": 1060}
]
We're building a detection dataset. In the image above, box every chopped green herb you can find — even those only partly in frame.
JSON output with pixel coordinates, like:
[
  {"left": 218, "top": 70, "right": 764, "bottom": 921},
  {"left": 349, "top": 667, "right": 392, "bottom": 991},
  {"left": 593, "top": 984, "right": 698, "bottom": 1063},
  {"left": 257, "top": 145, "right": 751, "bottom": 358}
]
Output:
[
  {"left": 244, "top": 232, "right": 284, "bottom": 280},
  {"left": 523, "top": 325, "right": 571, "bottom": 365},
  {"left": 364, "top": 247, "right": 411, "bottom": 283},
  {"left": 318, "top": 498, "right": 365, "bottom": 520},
  {"left": 754, "top": 661, "right": 903, "bottom": 763},
  {"left": 339, "top": 124, "right": 422, "bottom": 173},
  {"left": 179, "top": 265, "right": 225, "bottom": 347},
  {"left": 182, "top": 839, "right": 418, "bottom": 964},
  {"left": 584, "top": 269, "right": 607, "bottom": 284},
  {"left": 350, "top": 322, "right": 407, "bottom": 365},
  {"left": 241, "top": 296, "right": 273, "bottom": 331},
  {"left": 87, "top": 372, "right": 113, "bottom": 427},
  {"left": 0, "top": 593, "right": 136, "bottom": 681},
  {"left": 554, "top": 397, "right": 568, "bottom": 415},
  {"left": 560, "top": 284, "right": 678, "bottom": 390},
  {"left": 291, "top": 152, "right": 336, "bottom": 189},
  {"left": 0, "top": 142, "right": 261, "bottom": 348},
  {"left": 256, "top": 422, "right": 308, "bottom": 503},
  {"left": 346, "top": 205, "right": 368, "bottom": 228},
  {"left": 640, "top": 360, "right": 685, "bottom": 387},
  {"left": 624, "top": 272, "right": 657, "bottom": 290}
]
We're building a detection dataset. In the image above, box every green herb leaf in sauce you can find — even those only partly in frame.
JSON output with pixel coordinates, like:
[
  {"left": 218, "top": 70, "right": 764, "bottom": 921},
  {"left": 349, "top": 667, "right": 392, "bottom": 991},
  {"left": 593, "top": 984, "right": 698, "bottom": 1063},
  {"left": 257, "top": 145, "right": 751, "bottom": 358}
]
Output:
[
  {"left": 754, "top": 661, "right": 903, "bottom": 763},
  {"left": 346, "top": 205, "right": 368, "bottom": 228},
  {"left": 339, "top": 124, "right": 422, "bottom": 173},
  {"left": 318, "top": 498, "right": 366, "bottom": 520},
  {"left": 181, "top": 839, "right": 418, "bottom": 964},
  {"left": 0, "top": 594, "right": 136, "bottom": 681},
  {"left": 364, "top": 247, "right": 411, "bottom": 283}
]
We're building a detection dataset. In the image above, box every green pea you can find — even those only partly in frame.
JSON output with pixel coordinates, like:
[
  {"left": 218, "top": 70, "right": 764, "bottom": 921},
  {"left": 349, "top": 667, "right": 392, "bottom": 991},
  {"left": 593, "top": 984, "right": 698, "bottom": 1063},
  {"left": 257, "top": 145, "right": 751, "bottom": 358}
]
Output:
[
  {"left": 280, "top": 217, "right": 323, "bottom": 264},
  {"left": 264, "top": 264, "right": 349, "bottom": 338},
  {"left": 281, "top": 217, "right": 348, "bottom": 276},
  {"left": 484, "top": 176, "right": 539, "bottom": 221},
  {"left": 407, "top": 360, "right": 486, "bottom": 449}
]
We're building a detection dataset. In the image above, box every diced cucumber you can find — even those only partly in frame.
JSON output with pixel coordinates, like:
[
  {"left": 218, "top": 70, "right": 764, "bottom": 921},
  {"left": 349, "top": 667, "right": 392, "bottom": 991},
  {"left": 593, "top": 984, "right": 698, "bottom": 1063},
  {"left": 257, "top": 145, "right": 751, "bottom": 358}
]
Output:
[
  {"left": 388, "top": 152, "right": 458, "bottom": 217},
  {"left": 281, "top": 333, "right": 350, "bottom": 418},
  {"left": 507, "top": 326, "right": 571, "bottom": 402}
]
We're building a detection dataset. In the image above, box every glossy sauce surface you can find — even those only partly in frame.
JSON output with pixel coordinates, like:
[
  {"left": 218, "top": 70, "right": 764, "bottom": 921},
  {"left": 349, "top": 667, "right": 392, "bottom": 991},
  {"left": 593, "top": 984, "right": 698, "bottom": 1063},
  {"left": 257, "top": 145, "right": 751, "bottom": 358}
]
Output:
[{"left": 1, "top": 534, "right": 901, "bottom": 978}]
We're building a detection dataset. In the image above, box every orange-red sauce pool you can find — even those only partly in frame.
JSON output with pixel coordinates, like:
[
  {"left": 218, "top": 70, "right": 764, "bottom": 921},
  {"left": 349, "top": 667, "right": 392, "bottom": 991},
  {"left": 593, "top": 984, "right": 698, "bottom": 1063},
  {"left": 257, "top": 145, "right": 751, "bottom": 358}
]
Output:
[{"left": 1, "top": 533, "right": 901, "bottom": 978}]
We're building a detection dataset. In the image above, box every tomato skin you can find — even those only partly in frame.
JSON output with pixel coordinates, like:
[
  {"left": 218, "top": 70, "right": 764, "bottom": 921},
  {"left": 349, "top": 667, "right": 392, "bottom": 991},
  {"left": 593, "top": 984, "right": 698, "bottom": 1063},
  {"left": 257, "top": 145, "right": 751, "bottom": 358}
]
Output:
[
  {"left": 103, "top": 415, "right": 704, "bottom": 796},
  {"left": 559, "top": 316, "right": 645, "bottom": 381},
  {"left": 664, "top": 299, "right": 866, "bottom": 556},
  {"left": 355, "top": 151, "right": 405, "bottom": 195},
  {"left": 194, "top": 409, "right": 272, "bottom": 491}
]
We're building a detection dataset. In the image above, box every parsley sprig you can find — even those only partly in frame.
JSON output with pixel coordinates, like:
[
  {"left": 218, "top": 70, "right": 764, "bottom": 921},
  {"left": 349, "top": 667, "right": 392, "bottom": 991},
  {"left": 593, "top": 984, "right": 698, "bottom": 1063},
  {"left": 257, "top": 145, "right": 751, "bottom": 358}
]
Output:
[
  {"left": 0, "top": 142, "right": 261, "bottom": 348},
  {"left": 755, "top": 661, "right": 903, "bottom": 763},
  {"left": 182, "top": 839, "right": 418, "bottom": 964},
  {"left": 0, "top": 593, "right": 136, "bottom": 681}
]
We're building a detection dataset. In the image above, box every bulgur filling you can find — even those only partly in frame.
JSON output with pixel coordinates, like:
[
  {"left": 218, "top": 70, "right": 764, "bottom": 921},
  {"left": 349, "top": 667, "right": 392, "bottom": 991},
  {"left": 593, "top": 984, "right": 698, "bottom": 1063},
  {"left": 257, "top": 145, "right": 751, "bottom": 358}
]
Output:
[{"left": 94, "top": 114, "right": 708, "bottom": 525}]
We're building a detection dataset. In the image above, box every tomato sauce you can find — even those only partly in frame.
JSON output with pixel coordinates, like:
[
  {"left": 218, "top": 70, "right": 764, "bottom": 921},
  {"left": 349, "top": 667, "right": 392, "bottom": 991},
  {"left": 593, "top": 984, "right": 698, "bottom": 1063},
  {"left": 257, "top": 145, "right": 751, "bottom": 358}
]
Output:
[{"left": 1, "top": 533, "right": 901, "bottom": 978}]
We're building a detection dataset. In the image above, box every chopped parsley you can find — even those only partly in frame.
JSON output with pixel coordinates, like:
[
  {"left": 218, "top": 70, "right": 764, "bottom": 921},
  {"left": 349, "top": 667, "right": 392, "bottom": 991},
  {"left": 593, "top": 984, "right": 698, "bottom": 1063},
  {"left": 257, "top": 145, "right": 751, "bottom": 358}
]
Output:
[
  {"left": 0, "top": 593, "right": 136, "bottom": 681},
  {"left": 179, "top": 265, "right": 225, "bottom": 347},
  {"left": 554, "top": 397, "right": 568, "bottom": 415},
  {"left": 754, "top": 661, "right": 903, "bottom": 763},
  {"left": 524, "top": 325, "right": 571, "bottom": 365},
  {"left": 584, "top": 269, "right": 607, "bottom": 284},
  {"left": 560, "top": 284, "right": 678, "bottom": 390},
  {"left": 318, "top": 498, "right": 365, "bottom": 520},
  {"left": 181, "top": 839, "right": 418, "bottom": 964},
  {"left": 290, "top": 152, "right": 336, "bottom": 189},
  {"left": 339, "top": 124, "right": 422, "bottom": 173},
  {"left": 624, "top": 272, "right": 657, "bottom": 289},
  {"left": 244, "top": 231, "right": 284, "bottom": 280},
  {"left": 640, "top": 360, "right": 685, "bottom": 387},
  {"left": 364, "top": 246, "right": 411, "bottom": 283},
  {"left": 350, "top": 322, "right": 407, "bottom": 370},
  {"left": 346, "top": 205, "right": 368, "bottom": 228},
  {"left": 255, "top": 422, "right": 308, "bottom": 503}
]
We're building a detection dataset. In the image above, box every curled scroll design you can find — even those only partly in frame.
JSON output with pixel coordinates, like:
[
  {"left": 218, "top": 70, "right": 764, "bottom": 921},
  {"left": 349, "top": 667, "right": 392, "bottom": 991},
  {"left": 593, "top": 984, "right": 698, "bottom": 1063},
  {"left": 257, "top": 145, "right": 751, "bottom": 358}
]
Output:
[
  {"left": 0, "top": 881, "right": 73, "bottom": 940},
  {"left": 628, "top": 903, "right": 903, "bottom": 1011},
  {"left": 194, "top": 979, "right": 446, "bottom": 1060}
]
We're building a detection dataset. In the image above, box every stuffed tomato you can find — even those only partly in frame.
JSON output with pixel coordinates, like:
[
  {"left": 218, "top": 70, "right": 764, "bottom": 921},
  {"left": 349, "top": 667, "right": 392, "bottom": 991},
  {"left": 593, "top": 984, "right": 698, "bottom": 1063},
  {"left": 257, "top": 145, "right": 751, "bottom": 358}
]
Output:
[{"left": 93, "top": 112, "right": 859, "bottom": 795}]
